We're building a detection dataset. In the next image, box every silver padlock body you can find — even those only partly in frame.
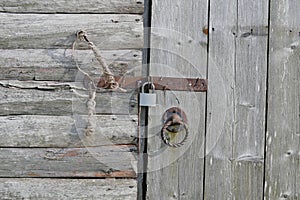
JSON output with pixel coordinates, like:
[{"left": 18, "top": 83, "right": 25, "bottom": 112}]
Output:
[{"left": 139, "top": 93, "right": 156, "bottom": 107}]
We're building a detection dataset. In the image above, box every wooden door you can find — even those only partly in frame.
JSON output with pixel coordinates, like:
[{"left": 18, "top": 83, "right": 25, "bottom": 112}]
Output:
[{"left": 142, "top": 0, "right": 299, "bottom": 199}]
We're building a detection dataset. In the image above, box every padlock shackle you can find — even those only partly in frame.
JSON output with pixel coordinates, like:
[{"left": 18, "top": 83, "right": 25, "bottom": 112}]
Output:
[{"left": 142, "top": 82, "right": 155, "bottom": 93}]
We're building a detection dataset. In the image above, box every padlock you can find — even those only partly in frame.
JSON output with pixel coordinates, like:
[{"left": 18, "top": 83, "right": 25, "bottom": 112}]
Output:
[{"left": 139, "top": 82, "right": 157, "bottom": 107}]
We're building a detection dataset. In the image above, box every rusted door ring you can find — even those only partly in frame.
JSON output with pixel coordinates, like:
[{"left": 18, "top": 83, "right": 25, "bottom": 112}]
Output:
[{"left": 161, "top": 107, "right": 188, "bottom": 148}]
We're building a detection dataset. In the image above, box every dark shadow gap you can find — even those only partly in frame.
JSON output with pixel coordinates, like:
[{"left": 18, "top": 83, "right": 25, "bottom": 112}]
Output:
[
  {"left": 202, "top": 0, "right": 211, "bottom": 199},
  {"left": 262, "top": 0, "right": 271, "bottom": 199},
  {"left": 137, "top": 0, "right": 152, "bottom": 199}
]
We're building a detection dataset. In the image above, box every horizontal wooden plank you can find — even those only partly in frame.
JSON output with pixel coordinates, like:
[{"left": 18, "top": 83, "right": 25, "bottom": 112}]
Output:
[
  {"left": 0, "top": 146, "right": 136, "bottom": 178},
  {"left": 0, "top": 13, "right": 143, "bottom": 49},
  {"left": 0, "top": 49, "right": 142, "bottom": 81},
  {"left": 0, "top": 80, "right": 138, "bottom": 115},
  {"left": 0, "top": 0, "right": 144, "bottom": 14},
  {"left": 0, "top": 178, "right": 136, "bottom": 200},
  {"left": 0, "top": 115, "right": 138, "bottom": 147}
]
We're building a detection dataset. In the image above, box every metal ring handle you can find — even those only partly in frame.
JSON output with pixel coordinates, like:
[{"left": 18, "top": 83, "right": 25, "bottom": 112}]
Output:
[{"left": 161, "top": 121, "right": 189, "bottom": 148}]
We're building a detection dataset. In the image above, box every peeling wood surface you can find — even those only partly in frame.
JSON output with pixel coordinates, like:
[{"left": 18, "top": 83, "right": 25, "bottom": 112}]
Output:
[
  {"left": 265, "top": 0, "right": 300, "bottom": 199},
  {"left": 147, "top": 0, "right": 207, "bottom": 199},
  {"left": 0, "top": 178, "right": 137, "bottom": 200},
  {"left": 0, "top": 115, "right": 137, "bottom": 147},
  {"left": 0, "top": 49, "right": 142, "bottom": 81},
  {"left": 0, "top": 146, "right": 136, "bottom": 178},
  {"left": 0, "top": 13, "right": 143, "bottom": 49},
  {"left": 0, "top": 80, "right": 138, "bottom": 115},
  {"left": 0, "top": 0, "right": 144, "bottom": 14}
]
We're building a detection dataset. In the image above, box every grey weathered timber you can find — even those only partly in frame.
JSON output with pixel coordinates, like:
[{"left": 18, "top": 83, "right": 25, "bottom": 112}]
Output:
[
  {"left": 0, "top": 80, "right": 138, "bottom": 115},
  {"left": 204, "top": 1, "right": 236, "bottom": 199},
  {"left": 0, "top": 0, "right": 144, "bottom": 14},
  {"left": 0, "top": 13, "right": 143, "bottom": 49},
  {"left": 233, "top": 0, "right": 268, "bottom": 199},
  {"left": 0, "top": 0, "right": 143, "bottom": 198},
  {"left": 0, "top": 178, "right": 136, "bottom": 200},
  {"left": 205, "top": 0, "right": 268, "bottom": 199},
  {"left": 147, "top": 0, "right": 208, "bottom": 199},
  {"left": 0, "top": 146, "right": 136, "bottom": 178},
  {"left": 265, "top": 0, "right": 300, "bottom": 199},
  {"left": 0, "top": 49, "right": 142, "bottom": 81},
  {"left": 0, "top": 115, "right": 137, "bottom": 147}
]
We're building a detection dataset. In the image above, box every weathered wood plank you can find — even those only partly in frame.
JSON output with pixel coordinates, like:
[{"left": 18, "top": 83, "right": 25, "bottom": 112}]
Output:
[
  {"left": 0, "top": 0, "right": 144, "bottom": 14},
  {"left": 0, "top": 146, "right": 136, "bottom": 178},
  {"left": 0, "top": 178, "right": 136, "bottom": 200},
  {"left": 147, "top": 0, "right": 208, "bottom": 199},
  {"left": 204, "top": 0, "right": 236, "bottom": 199},
  {"left": 205, "top": 0, "right": 268, "bottom": 199},
  {"left": 0, "top": 49, "right": 142, "bottom": 81},
  {"left": 0, "top": 115, "right": 137, "bottom": 147},
  {"left": 0, "top": 80, "right": 138, "bottom": 115},
  {"left": 265, "top": 0, "right": 300, "bottom": 199},
  {"left": 233, "top": 0, "right": 269, "bottom": 199},
  {"left": 0, "top": 13, "right": 143, "bottom": 49}
]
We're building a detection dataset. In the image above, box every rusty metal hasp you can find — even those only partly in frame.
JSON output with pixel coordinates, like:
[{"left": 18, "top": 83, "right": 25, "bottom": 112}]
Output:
[{"left": 97, "top": 76, "right": 207, "bottom": 92}]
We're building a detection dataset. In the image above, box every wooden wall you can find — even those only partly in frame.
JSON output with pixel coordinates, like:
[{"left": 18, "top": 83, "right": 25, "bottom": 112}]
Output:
[
  {"left": 1, "top": 0, "right": 299, "bottom": 199},
  {"left": 0, "top": 0, "right": 143, "bottom": 199}
]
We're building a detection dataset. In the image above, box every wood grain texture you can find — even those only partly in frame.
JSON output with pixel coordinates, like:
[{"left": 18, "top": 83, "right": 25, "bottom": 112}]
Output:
[
  {"left": 204, "top": 1, "right": 236, "bottom": 198},
  {"left": 0, "top": 80, "right": 138, "bottom": 115},
  {"left": 0, "top": 0, "right": 144, "bottom": 14},
  {"left": 0, "top": 49, "right": 142, "bottom": 81},
  {"left": 147, "top": 0, "right": 208, "bottom": 199},
  {"left": 0, "top": 146, "right": 136, "bottom": 178},
  {"left": 0, "top": 178, "right": 136, "bottom": 200},
  {"left": 233, "top": 0, "right": 268, "bottom": 199},
  {"left": 0, "top": 1, "right": 142, "bottom": 197},
  {"left": 265, "top": 0, "right": 300, "bottom": 199},
  {"left": 0, "top": 13, "right": 143, "bottom": 49},
  {"left": 205, "top": 0, "right": 268, "bottom": 199},
  {"left": 0, "top": 115, "right": 138, "bottom": 147}
]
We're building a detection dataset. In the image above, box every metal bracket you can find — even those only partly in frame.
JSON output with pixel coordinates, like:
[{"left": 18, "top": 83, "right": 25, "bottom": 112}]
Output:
[{"left": 96, "top": 76, "right": 207, "bottom": 92}]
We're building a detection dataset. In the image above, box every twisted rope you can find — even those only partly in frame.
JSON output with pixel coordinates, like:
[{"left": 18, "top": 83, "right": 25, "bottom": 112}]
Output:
[
  {"left": 72, "top": 30, "right": 127, "bottom": 135},
  {"left": 85, "top": 84, "right": 96, "bottom": 136},
  {"left": 72, "top": 31, "right": 97, "bottom": 136},
  {"left": 76, "top": 30, "right": 126, "bottom": 92}
]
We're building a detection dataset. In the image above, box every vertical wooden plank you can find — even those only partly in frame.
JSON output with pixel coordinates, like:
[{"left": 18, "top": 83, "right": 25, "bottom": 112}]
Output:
[
  {"left": 204, "top": 0, "right": 237, "bottom": 199},
  {"left": 147, "top": 0, "right": 208, "bottom": 199},
  {"left": 233, "top": 0, "right": 269, "bottom": 199},
  {"left": 265, "top": 0, "right": 300, "bottom": 199},
  {"left": 205, "top": 0, "right": 268, "bottom": 199}
]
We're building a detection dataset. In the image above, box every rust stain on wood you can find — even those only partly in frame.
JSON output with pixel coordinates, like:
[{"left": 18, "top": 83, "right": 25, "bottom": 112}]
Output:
[
  {"left": 72, "top": 171, "right": 136, "bottom": 178},
  {"left": 26, "top": 172, "right": 40, "bottom": 177},
  {"left": 203, "top": 26, "right": 209, "bottom": 35},
  {"left": 63, "top": 149, "right": 80, "bottom": 157},
  {"left": 96, "top": 170, "right": 136, "bottom": 178}
]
